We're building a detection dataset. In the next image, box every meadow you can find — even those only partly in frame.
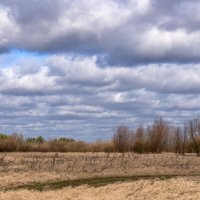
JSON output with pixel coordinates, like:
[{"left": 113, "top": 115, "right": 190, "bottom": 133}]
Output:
[
  {"left": 1, "top": 152, "right": 200, "bottom": 199},
  {"left": 1, "top": 118, "right": 200, "bottom": 199}
]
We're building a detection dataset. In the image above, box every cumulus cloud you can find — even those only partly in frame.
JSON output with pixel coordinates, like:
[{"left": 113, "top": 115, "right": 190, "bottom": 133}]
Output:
[
  {"left": 0, "top": 7, "right": 19, "bottom": 50},
  {"left": 0, "top": 54, "right": 200, "bottom": 139},
  {"left": 0, "top": 0, "right": 200, "bottom": 64},
  {"left": 0, "top": 0, "right": 199, "bottom": 140}
]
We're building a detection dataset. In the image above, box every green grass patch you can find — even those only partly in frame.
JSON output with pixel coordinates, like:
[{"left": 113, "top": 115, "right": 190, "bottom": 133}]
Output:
[{"left": 5, "top": 173, "right": 200, "bottom": 191}]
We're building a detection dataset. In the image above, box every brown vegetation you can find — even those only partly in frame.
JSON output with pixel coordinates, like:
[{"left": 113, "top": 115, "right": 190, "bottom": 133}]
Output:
[
  {"left": 112, "top": 117, "right": 200, "bottom": 156},
  {"left": 1, "top": 117, "right": 200, "bottom": 156},
  {"left": 0, "top": 152, "right": 200, "bottom": 189},
  {"left": 2, "top": 177, "right": 200, "bottom": 200},
  {"left": 1, "top": 152, "right": 200, "bottom": 199}
]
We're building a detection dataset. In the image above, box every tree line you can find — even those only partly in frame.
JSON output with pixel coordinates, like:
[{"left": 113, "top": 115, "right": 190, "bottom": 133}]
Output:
[
  {"left": 113, "top": 117, "right": 200, "bottom": 156},
  {"left": 1, "top": 117, "right": 200, "bottom": 155}
]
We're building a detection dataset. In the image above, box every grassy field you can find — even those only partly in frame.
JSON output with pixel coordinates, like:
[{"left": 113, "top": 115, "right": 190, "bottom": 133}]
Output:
[
  {"left": 1, "top": 178, "right": 200, "bottom": 200},
  {"left": 1, "top": 152, "right": 200, "bottom": 199}
]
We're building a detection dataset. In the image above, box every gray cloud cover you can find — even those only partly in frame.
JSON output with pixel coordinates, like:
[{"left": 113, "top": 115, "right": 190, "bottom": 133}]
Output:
[
  {"left": 0, "top": 55, "right": 200, "bottom": 140},
  {"left": 1, "top": 0, "right": 200, "bottom": 64},
  {"left": 0, "top": 0, "right": 200, "bottom": 140}
]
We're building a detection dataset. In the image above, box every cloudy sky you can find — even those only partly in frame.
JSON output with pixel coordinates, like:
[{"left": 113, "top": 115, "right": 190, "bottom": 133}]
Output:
[{"left": 0, "top": 0, "right": 200, "bottom": 141}]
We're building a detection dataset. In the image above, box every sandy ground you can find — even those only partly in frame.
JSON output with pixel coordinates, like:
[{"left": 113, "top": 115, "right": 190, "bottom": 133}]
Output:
[{"left": 1, "top": 177, "right": 200, "bottom": 200}]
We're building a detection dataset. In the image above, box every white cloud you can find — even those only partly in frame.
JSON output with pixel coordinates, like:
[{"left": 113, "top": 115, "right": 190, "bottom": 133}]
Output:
[
  {"left": 0, "top": 7, "right": 18, "bottom": 45},
  {"left": 0, "top": 0, "right": 200, "bottom": 139},
  {"left": 1, "top": 0, "right": 200, "bottom": 64},
  {"left": 0, "top": 54, "right": 200, "bottom": 139}
]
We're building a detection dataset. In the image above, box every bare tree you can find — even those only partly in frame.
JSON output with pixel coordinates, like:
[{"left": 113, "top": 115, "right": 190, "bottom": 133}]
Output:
[
  {"left": 186, "top": 118, "right": 200, "bottom": 156},
  {"left": 113, "top": 125, "right": 129, "bottom": 153},
  {"left": 133, "top": 126, "right": 145, "bottom": 153},
  {"left": 147, "top": 118, "right": 169, "bottom": 153},
  {"left": 173, "top": 127, "right": 187, "bottom": 155}
]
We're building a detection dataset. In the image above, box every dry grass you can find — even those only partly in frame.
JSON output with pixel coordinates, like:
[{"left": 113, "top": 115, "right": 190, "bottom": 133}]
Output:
[
  {"left": 0, "top": 152, "right": 200, "bottom": 188},
  {"left": 1, "top": 177, "right": 200, "bottom": 200},
  {"left": 1, "top": 152, "right": 200, "bottom": 199}
]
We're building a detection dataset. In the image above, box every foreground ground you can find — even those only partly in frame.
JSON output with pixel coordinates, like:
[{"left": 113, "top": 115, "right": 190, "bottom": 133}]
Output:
[
  {"left": 1, "top": 177, "right": 200, "bottom": 200},
  {"left": 1, "top": 152, "right": 200, "bottom": 199}
]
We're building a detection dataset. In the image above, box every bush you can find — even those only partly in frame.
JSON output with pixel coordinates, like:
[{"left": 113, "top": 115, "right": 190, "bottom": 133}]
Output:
[{"left": 0, "top": 133, "right": 25, "bottom": 152}]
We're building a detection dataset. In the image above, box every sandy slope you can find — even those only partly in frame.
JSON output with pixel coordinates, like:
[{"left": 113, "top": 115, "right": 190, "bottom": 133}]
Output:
[{"left": 1, "top": 178, "right": 200, "bottom": 200}]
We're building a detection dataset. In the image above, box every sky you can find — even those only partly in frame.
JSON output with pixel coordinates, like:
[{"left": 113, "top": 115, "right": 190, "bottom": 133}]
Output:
[{"left": 0, "top": 0, "right": 200, "bottom": 141}]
